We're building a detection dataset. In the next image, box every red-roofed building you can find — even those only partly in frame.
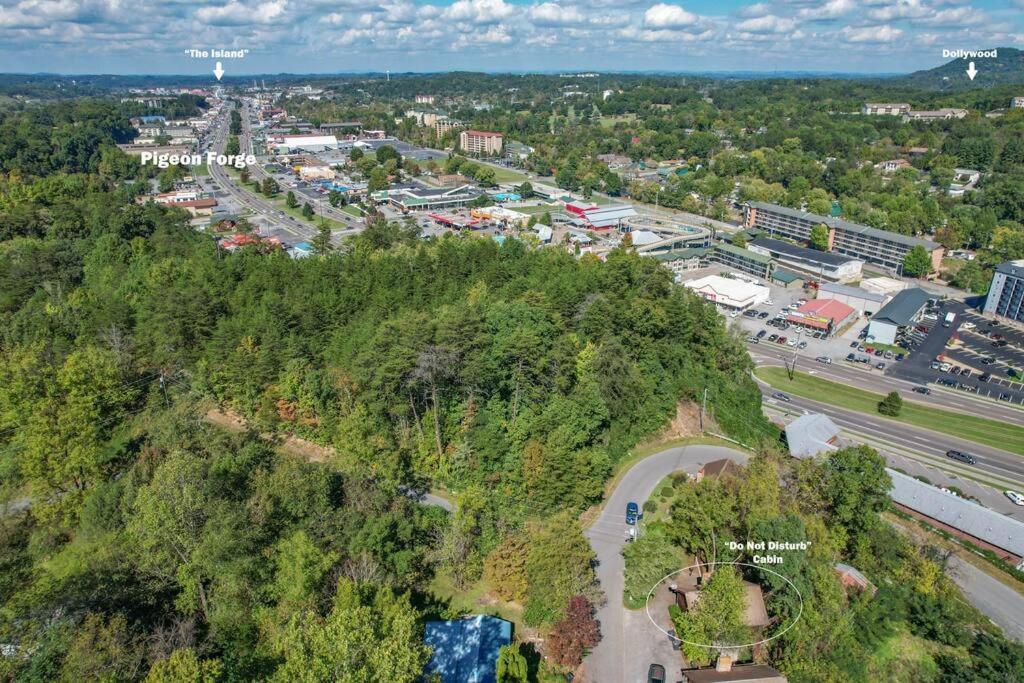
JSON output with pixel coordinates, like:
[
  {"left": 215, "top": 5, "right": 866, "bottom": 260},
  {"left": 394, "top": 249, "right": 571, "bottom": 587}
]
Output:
[
  {"left": 459, "top": 130, "right": 503, "bottom": 156},
  {"left": 786, "top": 298, "right": 856, "bottom": 335}
]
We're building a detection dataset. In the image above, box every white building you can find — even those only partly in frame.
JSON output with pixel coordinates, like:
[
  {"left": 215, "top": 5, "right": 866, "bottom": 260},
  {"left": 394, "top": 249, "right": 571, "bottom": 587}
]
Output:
[
  {"left": 683, "top": 275, "right": 770, "bottom": 310},
  {"left": 271, "top": 134, "right": 339, "bottom": 153},
  {"left": 860, "top": 276, "right": 908, "bottom": 297},
  {"left": 816, "top": 282, "right": 889, "bottom": 317},
  {"left": 862, "top": 103, "right": 910, "bottom": 116},
  {"left": 1010, "top": 97, "right": 1024, "bottom": 109}
]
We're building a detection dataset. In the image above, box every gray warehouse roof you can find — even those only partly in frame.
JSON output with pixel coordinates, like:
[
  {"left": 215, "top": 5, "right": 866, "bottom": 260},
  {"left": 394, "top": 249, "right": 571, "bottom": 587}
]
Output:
[
  {"left": 785, "top": 413, "right": 841, "bottom": 459},
  {"left": 871, "top": 287, "right": 930, "bottom": 326},
  {"left": 819, "top": 282, "right": 888, "bottom": 303},
  {"left": 888, "top": 469, "right": 1024, "bottom": 557},
  {"left": 750, "top": 237, "right": 856, "bottom": 267}
]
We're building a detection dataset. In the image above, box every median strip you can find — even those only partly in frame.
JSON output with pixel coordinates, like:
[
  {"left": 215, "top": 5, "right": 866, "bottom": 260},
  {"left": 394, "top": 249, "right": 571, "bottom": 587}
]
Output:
[{"left": 756, "top": 366, "right": 1024, "bottom": 457}]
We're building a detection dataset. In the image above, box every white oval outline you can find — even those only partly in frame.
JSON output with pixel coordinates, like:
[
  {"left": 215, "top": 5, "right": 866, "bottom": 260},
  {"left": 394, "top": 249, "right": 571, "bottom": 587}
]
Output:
[{"left": 644, "top": 560, "right": 804, "bottom": 650}]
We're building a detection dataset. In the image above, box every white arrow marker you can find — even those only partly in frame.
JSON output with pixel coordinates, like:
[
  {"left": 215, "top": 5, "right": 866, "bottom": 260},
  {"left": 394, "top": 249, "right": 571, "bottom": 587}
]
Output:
[
  {"left": 214, "top": 61, "right": 225, "bottom": 81},
  {"left": 966, "top": 61, "right": 978, "bottom": 81}
]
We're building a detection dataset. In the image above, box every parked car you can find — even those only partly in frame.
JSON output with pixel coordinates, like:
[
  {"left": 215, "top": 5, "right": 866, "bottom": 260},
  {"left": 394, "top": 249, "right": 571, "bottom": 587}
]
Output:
[
  {"left": 850, "top": 341, "right": 860, "bottom": 348},
  {"left": 951, "top": 367, "right": 962, "bottom": 376},
  {"left": 647, "top": 664, "right": 667, "bottom": 683},
  {"left": 912, "top": 386, "right": 931, "bottom": 395},
  {"left": 937, "top": 378, "right": 958, "bottom": 387},
  {"left": 626, "top": 502, "right": 639, "bottom": 525},
  {"left": 846, "top": 353, "right": 856, "bottom": 362},
  {"left": 883, "top": 351, "right": 894, "bottom": 360},
  {"left": 797, "top": 341, "right": 807, "bottom": 349},
  {"left": 865, "top": 347, "right": 874, "bottom": 354},
  {"left": 876, "top": 362, "right": 886, "bottom": 370},
  {"left": 787, "top": 339, "right": 797, "bottom": 347},
  {"left": 756, "top": 330, "right": 767, "bottom": 339},
  {"left": 1000, "top": 392, "right": 1012, "bottom": 401},
  {"left": 769, "top": 334, "right": 778, "bottom": 342},
  {"left": 946, "top": 450, "right": 977, "bottom": 465},
  {"left": 979, "top": 373, "right": 991, "bottom": 382},
  {"left": 772, "top": 392, "right": 792, "bottom": 402},
  {"left": 961, "top": 369, "right": 972, "bottom": 379},
  {"left": 758, "top": 311, "right": 770, "bottom": 319},
  {"left": 748, "top": 336, "right": 760, "bottom": 344},
  {"left": 896, "top": 353, "right": 905, "bottom": 361},
  {"left": 777, "top": 336, "right": 787, "bottom": 344},
  {"left": 993, "top": 340, "right": 1009, "bottom": 347}
]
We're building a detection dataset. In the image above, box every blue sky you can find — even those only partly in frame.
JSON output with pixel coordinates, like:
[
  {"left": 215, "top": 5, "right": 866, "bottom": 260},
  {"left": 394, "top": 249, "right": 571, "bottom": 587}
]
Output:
[{"left": 0, "top": 0, "right": 1021, "bottom": 74}]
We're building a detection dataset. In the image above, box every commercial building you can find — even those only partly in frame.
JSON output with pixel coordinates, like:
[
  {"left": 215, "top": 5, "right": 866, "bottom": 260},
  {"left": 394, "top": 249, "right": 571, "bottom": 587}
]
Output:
[
  {"left": 379, "top": 184, "right": 483, "bottom": 211},
  {"left": 743, "top": 202, "right": 943, "bottom": 274},
  {"left": 684, "top": 275, "right": 770, "bottom": 310},
  {"left": 903, "top": 108, "right": 968, "bottom": 122},
  {"left": 565, "top": 202, "right": 639, "bottom": 230},
  {"left": 785, "top": 298, "right": 857, "bottom": 336},
  {"left": 646, "top": 242, "right": 771, "bottom": 281},
  {"left": 888, "top": 469, "right": 1024, "bottom": 565},
  {"left": 866, "top": 287, "right": 930, "bottom": 345},
  {"left": 785, "top": 413, "right": 841, "bottom": 459},
  {"left": 860, "top": 276, "right": 908, "bottom": 297},
  {"left": 816, "top": 282, "right": 889, "bottom": 316},
  {"left": 862, "top": 103, "right": 910, "bottom": 116},
  {"left": 459, "top": 130, "right": 503, "bottom": 156},
  {"left": 270, "top": 134, "right": 339, "bottom": 153},
  {"left": 983, "top": 260, "right": 1024, "bottom": 322},
  {"left": 748, "top": 237, "right": 863, "bottom": 282},
  {"left": 434, "top": 117, "right": 462, "bottom": 137},
  {"left": 711, "top": 242, "right": 775, "bottom": 280}
]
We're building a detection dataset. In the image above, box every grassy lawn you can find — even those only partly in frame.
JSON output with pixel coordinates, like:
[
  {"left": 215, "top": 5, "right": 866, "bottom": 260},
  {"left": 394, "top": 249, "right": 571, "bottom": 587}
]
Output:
[
  {"left": 188, "top": 162, "right": 209, "bottom": 178},
  {"left": 514, "top": 204, "right": 557, "bottom": 215},
  {"left": 756, "top": 367, "right": 1024, "bottom": 456},
  {"left": 425, "top": 570, "right": 525, "bottom": 634},
  {"left": 341, "top": 203, "right": 364, "bottom": 217},
  {"left": 489, "top": 165, "right": 528, "bottom": 183},
  {"left": 864, "top": 628, "right": 940, "bottom": 682},
  {"left": 598, "top": 113, "right": 637, "bottom": 128}
]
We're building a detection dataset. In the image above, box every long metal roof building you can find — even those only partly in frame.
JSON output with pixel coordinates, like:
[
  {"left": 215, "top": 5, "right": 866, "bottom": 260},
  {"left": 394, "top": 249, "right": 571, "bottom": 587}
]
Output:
[{"left": 888, "top": 469, "right": 1024, "bottom": 558}]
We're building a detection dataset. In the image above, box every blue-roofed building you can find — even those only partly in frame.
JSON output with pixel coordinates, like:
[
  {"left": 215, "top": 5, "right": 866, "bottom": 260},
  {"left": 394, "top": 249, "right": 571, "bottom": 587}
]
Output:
[
  {"left": 424, "top": 615, "right": 512, "bottom": 683},
  {"left": 492, "top": 192, "right": 521, "bottom": 202}
]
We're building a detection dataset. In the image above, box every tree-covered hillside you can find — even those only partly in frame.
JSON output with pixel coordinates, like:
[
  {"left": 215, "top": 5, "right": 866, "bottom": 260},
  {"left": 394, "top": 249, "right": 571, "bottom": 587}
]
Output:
[{"left": 0, "top": 100, "right": 770, "bottom": 680}]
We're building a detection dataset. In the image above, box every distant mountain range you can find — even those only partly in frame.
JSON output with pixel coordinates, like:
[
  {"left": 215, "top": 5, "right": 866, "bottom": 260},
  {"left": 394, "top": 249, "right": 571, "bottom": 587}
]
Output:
[{"left": 895, "top": 47, "right": 1024, "bottom": 89}]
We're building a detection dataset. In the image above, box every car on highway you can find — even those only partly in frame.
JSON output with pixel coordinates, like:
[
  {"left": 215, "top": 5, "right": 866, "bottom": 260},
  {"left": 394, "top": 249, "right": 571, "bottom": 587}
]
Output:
[
  {"left": 816, "top": 356, "right": 832, "bottom": 364},
  {"left": 945, "top": 450, "right": 977, "bottom": 465},
  {"left": 912, "top": 386, "right": 931, "bottom": 395},
  {"left": 626, "top": 501, "right": 639, "bottom": 525},
  {"left": 647, "top": 664, "right": 667, "bottom": 683},
  {"left": 1005, "top": 490, "right": 1024, "bottom": 506},
  {"left": 772, "top": 392, "right": 792, "bottom": 402}
]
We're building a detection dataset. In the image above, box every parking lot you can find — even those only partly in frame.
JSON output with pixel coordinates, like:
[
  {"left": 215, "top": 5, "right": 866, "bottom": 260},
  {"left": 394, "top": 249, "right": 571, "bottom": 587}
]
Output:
[{"left": 888, "top": 300, "right": 1024, "bottom": 405}]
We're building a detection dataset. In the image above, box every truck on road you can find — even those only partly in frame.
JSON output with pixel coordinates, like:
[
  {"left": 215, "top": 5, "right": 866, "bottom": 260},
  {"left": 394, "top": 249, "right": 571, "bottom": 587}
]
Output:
[{"left": 943, "top": 311, "right": 956, "bottom": 327}]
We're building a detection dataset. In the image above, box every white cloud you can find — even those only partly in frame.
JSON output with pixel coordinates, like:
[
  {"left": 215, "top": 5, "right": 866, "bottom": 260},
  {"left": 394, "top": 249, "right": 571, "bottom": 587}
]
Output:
[
  {"left": 529, "top": 3, "right": 586, "bottom": 27},
  {"left": 195, "top": 0, "right": 287, "bottom": 26},
  {"left": 866, "top": 0, "right": 929, "bottom": 22},
  {"left": 643, "top": 3, "right": 698, "bottom": 29},
  {"left": 442, "top": 0, "right": 514, "bottom": 24},
  {"left": 737, "top": 3, "right": 771, "bottom": 18},
  {"left": 797, "top": 0, "right": 855, "bottom": 20},
  {"left": 735, "top": 14, "right": 797, "bottom": 33},
  {"left": 841, "top": 24, "right": 904, "bottom": 42}
]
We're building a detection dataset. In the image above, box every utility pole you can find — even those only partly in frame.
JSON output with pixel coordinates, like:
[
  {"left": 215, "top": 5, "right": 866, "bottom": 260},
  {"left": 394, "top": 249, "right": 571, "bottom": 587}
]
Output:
[{"left": 700, "top": 387, "right": 708, "bottom": 431}]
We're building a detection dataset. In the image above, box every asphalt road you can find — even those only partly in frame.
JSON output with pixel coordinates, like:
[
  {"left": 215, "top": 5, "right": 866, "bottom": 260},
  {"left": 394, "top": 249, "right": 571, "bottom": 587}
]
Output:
[
  {"left": 750, "top": 345, "right": 1024, "bottom": 424},
  {"left": 757, "top": 378, "right": 1024, "bottom": 487},
  {"left": 946, "top": 555, "right": 1024, "bottom": 642},
  {"left": 582, "top": 445, "right": 750, "bottom": 683}
]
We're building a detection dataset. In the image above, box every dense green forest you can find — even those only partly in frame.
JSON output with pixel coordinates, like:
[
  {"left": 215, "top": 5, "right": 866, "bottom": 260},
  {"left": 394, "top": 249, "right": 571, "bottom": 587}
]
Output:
[{"left": 0, "top": 99, "right": 769, "bottom": 679}]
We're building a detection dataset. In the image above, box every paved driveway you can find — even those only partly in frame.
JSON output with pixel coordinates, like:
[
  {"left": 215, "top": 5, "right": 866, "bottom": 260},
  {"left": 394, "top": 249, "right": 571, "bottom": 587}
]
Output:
[{"left": 582, "top": 445, "right": 749, "bottom": 683}]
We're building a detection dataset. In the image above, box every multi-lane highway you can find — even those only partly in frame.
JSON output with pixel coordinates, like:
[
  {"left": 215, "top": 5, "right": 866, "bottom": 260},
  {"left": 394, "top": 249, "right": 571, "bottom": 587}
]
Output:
[{"left": 205, "top": 102, "right": 362, "bottom": 244}]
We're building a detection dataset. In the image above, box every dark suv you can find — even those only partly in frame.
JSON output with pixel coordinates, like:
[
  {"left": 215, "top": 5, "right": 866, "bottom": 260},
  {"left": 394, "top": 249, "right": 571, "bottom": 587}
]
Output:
[{"left": 946, "top": 450, "right": 977, "bottom": 465}]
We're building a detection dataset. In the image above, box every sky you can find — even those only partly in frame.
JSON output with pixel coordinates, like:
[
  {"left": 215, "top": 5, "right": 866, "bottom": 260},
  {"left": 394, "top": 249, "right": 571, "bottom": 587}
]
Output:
[{"left": 0, "top": 0, "right": 1021, "bottom": 75}]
